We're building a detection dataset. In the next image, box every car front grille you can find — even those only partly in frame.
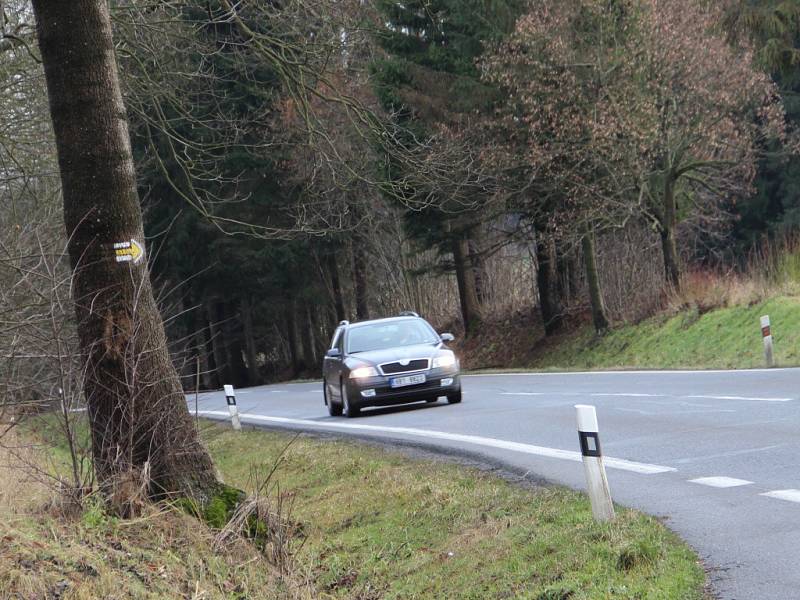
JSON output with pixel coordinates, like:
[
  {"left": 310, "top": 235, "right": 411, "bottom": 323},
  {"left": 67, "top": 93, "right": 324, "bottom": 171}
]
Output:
[{"left": 379, "top": 359, "right": 429, "bottom": 375}]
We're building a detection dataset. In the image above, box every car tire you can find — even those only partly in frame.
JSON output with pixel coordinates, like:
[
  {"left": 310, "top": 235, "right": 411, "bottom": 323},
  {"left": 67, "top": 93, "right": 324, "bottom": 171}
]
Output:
[
  {"left": 341, "top": 383, "right": 361, "bottom": 418},
  {"left": 326, "top": 382, "right": 342, "bottom": 417},
  {"left": 446, "top": 389, "right": 462, "bottom": 404}
]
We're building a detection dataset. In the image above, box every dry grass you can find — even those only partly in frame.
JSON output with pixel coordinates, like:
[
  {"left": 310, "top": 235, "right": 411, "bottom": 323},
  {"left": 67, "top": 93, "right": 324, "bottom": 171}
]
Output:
[
  {"left": 0, "top": 429, "right": 50, "bottom": 519},
  {"left": 0, "top": 502, "right": 314, "bottom": 600},
  {"left": 0, "top": 425, "right": 314, "bottom": 600},
  {"left": 664, "top": 268, "right": 769, "bottom": 315}
]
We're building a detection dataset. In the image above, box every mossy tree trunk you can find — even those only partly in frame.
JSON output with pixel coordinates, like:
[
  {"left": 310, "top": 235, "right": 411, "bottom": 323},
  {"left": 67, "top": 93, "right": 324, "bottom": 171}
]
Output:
[
  {"left": 660, "top": 175, "right": 681, "bottom": 290},
  {"left": 32, "top": 0, "right": 221, "bottom": 500}
]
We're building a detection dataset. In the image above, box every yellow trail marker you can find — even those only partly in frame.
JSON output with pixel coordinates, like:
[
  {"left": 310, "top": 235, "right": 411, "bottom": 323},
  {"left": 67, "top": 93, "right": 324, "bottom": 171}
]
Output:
[{"left": 114, "top": 239, "right": 144, "bottom": 264}]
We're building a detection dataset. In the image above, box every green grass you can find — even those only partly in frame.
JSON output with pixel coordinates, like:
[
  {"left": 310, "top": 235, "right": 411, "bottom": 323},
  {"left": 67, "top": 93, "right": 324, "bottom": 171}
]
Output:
[
  {"left": 3, "top": 419, "right": 708, "bottom": 599},
  {"left": 207, "top": 426, "right": 707, "bottom": 599},
  {"left": 526, "top": 296, "right": 800, "bottom": 372}
]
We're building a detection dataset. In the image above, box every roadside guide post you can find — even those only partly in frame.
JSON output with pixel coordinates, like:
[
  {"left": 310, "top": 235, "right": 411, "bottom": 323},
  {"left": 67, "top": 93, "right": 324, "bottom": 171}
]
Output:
[
  {"left": 575, "top": 404, "right": 615, "bottom": 522},
  {"left": 761, "top": 315, "right": 774, "bottom": 368},
  {"left": 224, "top": 384, "right": 242, "bottom": 431}
]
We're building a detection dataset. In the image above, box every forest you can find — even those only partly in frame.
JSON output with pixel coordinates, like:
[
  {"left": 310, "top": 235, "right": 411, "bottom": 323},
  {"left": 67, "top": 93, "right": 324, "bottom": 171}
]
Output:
[{"left": 2, "top": 0, "right": 799, "bottom": 399}]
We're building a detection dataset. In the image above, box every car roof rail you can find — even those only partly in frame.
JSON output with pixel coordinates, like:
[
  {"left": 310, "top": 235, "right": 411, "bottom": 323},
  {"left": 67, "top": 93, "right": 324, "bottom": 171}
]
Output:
[
  {"left": 398, "top": 311, "right": 419, "bottom": 317},
  {"left": 339, "top": 320, "right": 350, "bottom": 326}
]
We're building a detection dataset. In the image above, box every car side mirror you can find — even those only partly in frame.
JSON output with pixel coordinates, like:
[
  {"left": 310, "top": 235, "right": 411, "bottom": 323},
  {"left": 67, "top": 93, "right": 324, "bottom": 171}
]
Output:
[
  {"left": 326, "top": 348, "right": 342, "bottom": 358},
  {"left": 440, "top": 332, "right": 455, "bottom": 343}
]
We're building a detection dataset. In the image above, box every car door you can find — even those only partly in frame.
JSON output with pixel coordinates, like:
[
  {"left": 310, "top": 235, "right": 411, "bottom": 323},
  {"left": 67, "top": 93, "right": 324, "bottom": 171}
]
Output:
[{"left": 324, "top": 327, "right": 345, "bottom": 401}]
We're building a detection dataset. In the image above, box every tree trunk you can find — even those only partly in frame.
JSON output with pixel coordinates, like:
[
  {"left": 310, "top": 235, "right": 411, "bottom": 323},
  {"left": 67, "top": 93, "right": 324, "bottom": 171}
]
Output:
[
  {"left": 661, "top": 177, "right": 681, "bottom": 289},
  {"left": 300, "top": 302, "right": 317, "bottom": 372},
  {"left": 221, "top": 305, "right": 249, "bottom": 388},
  {"left": 285, "top": 300, "right": 302, "bottom": 376},
  {"left": 536, "top": 235, "right": 564, "bottom": 336},
  {"left": 468, "top": 232, "right": 487, "bottom": 306},
  {"left": 582, "top": 231, "right": 610, "bottom": 333},
  {"left": 207, "top": 302, "right": 231, "bottom": 385},
  {"left": 309, "top": 304, "right": 327, "bottom": 363},
  {"left": 452, "top": 234, "right": 482, "bottom": 335},
  {"left": 241, "top": 297, "right": 260, "bottom": 386},
  {"left": 352, "top": 240, "right": 370, "bottom": 321},
  {"left": 201, "top": 320, "right": 218, "bottom": 390},
  {"left": 327, "top": 252, "right": 347, "bottom": 322},
  {"left": 32, "top": 0, "right": 219, "bottom": 500},
  {"left": 560, "top": 247, "right": 581, "bottom": 307}
]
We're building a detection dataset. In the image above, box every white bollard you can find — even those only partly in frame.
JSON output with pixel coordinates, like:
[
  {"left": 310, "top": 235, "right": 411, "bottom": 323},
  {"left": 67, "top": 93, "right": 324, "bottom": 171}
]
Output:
[
  {"left": 575, "top": 404, "right": 615, "bottom": 522},
  {"left": 761, "top": 315, "right": 774, "bottom": 368},
  {"left": 224, "top": 384, "right": 242, "bottom": 431}
]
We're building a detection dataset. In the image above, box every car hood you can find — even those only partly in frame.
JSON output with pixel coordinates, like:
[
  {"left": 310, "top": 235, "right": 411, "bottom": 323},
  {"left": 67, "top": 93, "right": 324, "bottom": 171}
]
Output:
[{"left": 346, "top": 343, "right": 443, "bottom": 366}]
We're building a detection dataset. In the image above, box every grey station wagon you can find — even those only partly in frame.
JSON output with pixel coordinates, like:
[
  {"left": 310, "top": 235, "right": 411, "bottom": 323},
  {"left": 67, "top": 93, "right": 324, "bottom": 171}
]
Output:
[{"left": 322, "top": 313, "right": 462, "bottom": 417}]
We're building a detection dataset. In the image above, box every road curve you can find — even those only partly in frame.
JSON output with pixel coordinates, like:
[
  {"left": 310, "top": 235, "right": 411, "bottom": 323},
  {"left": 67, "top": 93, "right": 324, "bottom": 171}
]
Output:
[{"left": 191, "top": 368, "right": 800, "bottom": 599}]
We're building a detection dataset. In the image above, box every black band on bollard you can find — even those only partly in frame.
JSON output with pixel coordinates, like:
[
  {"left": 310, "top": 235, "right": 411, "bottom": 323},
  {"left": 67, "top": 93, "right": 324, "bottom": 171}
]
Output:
[
  {"left": 226, "top": 395, "right": 236, "bottom": 406},
  {"left": 579, "top": 431, "right": 601, "bottom": 457}
]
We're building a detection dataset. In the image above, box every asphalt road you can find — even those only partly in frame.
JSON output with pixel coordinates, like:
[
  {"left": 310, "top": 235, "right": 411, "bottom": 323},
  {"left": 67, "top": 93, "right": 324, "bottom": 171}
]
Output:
[{"left": 191, "top": 369, "right": 800, "bottom": 599}]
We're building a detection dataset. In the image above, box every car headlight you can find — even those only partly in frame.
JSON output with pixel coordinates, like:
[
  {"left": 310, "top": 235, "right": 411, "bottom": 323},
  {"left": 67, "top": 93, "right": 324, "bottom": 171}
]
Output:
[
  {"left": 350, "top": 366, "right": 379, "bottom": 379},
  {"left": 432, "top": 353, "right": 456, "bottom": 369}
]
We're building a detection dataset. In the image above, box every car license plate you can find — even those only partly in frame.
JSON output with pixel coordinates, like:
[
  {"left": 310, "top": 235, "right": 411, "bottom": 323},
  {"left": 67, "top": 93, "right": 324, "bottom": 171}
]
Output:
[{"left": 390, "top": 374, "right": 426, "bottom": 388}]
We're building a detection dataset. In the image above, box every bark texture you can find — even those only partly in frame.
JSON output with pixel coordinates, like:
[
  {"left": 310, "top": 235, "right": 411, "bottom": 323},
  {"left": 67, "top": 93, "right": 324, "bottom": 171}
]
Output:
[
  {"left": 33, "top": 0, "right": 219, "bottom": 500},
  {"left": 352, "top": 241, "right": 370, "bottom": 321},
  {"left": 327, "top": 252, "right": 347, "bottom": 322},
  {"left": 241, "top": 297, "right": 260, "bottom": 386},
  {"left": 300, "top": 302, "right": 317, "bottom": 369},
  {"left": 452, "top": 234, "right": 482, "bottom": 335},
  {"left": 285, "top": 300, "right": 302, "bottom": 376},
  {"left": 660, "top": 177, "right": 681, "bottom": 289},
  {"left": 468, "top": 234, "right": 487, "bottom": 306},
  {"left": 582, "top": 231, "right": 610, "bottom": 333},
  {"left": 202, "top": 319, "right": 219, "bottom": 389},
  {"left": 222, "top": 311, "right": 249, "bottom": 388},
  {"left": 536, "top": 236, "right": 564, "bottom": 336},
  {"left": 207, "top": 302, "right": 231, "bottom": 386}
]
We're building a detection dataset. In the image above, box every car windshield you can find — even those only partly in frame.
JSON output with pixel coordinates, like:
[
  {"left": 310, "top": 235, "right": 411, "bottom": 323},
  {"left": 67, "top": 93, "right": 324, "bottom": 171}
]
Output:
[{"left": 347, "top": 320, "right": 438, "bottom": 353}]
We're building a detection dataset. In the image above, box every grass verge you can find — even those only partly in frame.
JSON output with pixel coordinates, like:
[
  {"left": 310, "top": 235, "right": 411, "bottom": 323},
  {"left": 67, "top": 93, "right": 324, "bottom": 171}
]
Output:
[
  {"left": 461, "top": 295, "right": 800, "bottom": 373},
  {"left": 2, "top": 418, "right": 708, "bottom": 599},
  {"left": 528, "top": 296, "right": 800, "bottom": 371}
]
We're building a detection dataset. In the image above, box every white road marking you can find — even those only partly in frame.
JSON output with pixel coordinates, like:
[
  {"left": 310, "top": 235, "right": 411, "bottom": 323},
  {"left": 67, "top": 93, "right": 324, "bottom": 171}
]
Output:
[
  {"left": 467, "top": 367, "right": 799, "bottom": 377},
  {"left": 502, "top": 392, "right": 582, "bottom": 397},
  {"left": 197, "top": 411, "right": 675, "bottom": 475},
  {"left": 689, "top": 477, "right": 753, "bottom": 488},
  {"left": 591, "top": 393, "right": 664, "bottom": 398},
  {"left": 761, "top": 489, "right": 800, "bottom": 503},
  {"left": 687, "top": 395, "right": 792, "bottom": 402},
  {"left": 613, "top": 407, "right": 737, "bottom": 416},
  {"left": 674, "top": 444, "right": 784, "bottom": 465},
  {"left": 500, "top": 392, "right": 792, "bottom": 403}
]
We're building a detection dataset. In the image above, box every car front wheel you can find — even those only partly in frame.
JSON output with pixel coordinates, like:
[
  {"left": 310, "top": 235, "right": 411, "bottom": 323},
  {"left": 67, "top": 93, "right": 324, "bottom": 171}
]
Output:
[
  {"left": 447, "top": 389, "right": 462, "bottom": 404},
  {"left": 325, "top": 381, "right": 342, "bottom": 416},
  {"left": 341, "top": 383, "right": 361, "bottom": 418}
]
